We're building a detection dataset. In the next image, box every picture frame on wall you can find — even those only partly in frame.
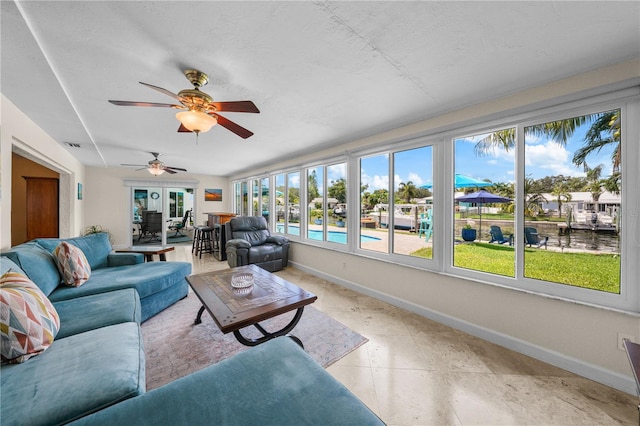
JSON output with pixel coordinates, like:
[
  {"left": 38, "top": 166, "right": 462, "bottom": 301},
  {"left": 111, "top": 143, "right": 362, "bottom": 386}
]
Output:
[
  {"left": 204, "top": 188, "right": 222, "bottom": 202},
  {"left": 77, "top": 183, "right": 83, "bottom": 200}
]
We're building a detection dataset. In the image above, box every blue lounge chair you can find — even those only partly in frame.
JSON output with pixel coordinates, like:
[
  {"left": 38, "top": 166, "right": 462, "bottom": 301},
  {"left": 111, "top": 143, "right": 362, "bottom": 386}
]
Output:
[
  {"left": 489, "top": 226, "right": 513, "bottom": 245},
  {"left": 524, "top": 227, "right": 548, "bottom": 249}
]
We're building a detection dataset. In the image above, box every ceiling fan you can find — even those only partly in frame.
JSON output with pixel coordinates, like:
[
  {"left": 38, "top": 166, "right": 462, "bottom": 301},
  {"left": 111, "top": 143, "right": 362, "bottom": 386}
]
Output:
[
  {"left": 122, "top": 152, "right": 187, "bottom": 176},
  {"left": 109, "top": 69, "right": 259, "bottom": 139}
]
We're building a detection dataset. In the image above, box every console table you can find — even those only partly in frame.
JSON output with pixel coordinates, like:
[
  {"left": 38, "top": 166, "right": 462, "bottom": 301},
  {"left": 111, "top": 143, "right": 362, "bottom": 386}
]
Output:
[{"left": 204, "top": 212, "right": 236, "bottom": 227}]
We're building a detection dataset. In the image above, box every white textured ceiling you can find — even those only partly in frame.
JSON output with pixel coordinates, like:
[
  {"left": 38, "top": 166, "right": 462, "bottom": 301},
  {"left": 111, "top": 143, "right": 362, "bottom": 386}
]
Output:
[{"left": 2, "top": 1, "right": 639, "bottom": 176}]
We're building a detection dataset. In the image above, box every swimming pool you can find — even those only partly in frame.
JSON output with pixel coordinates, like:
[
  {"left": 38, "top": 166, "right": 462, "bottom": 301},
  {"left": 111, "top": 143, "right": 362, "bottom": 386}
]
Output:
[{"left": 276, "top": 225, "right": 380, "bottom": 243}]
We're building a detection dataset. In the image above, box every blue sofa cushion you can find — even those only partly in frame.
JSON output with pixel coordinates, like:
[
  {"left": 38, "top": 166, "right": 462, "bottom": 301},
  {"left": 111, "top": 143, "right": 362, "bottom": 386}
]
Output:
[
  {"left": 46, "top": 261, "right": 191, "bottom": 303},
  {"left": 71, "top": 337, "right": 383, "bottom": 426},
  {"left": 54, "top": 289, "right": 141, "bottom": 339},
  {"left": 1, "top": 244, "right": 61, "bottom": 296},
  {"left": 1, "top": 322, "right": 145, "bottom": 426},
  {"left": 0, "top": 257, "right": 24, "bottom": 275},
  {"left": 36, "top": 233, "right": 113, "bottom": 270}
]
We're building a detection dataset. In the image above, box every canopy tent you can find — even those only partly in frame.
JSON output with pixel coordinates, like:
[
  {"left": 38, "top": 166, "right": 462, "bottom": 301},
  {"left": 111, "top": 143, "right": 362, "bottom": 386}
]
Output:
[{"left": 420, "top": 174, "right": 492, "bottom": 190}]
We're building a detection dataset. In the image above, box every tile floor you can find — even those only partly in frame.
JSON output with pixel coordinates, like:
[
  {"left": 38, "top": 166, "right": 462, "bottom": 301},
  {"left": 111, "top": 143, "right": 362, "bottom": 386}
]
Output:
[{"left": 168, "top": 245, "right": 637, "bottom": 425}]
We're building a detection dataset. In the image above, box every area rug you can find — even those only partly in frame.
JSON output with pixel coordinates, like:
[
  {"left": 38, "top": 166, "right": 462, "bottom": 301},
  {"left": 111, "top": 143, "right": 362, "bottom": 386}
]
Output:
[{"left": 142, "top": 293, "right": 368, "bottom": 390}]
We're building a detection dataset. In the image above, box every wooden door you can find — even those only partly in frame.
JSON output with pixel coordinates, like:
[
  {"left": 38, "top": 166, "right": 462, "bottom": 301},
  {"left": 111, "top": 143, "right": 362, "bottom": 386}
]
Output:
[{"left": 24, "top": 177, "right": 59, "bottom": 240}]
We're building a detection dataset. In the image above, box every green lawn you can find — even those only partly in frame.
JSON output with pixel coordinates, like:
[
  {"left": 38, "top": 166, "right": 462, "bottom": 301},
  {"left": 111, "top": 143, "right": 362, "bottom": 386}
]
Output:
[{"left": 411, "top": 243, "right": 620, "bottom": 293}]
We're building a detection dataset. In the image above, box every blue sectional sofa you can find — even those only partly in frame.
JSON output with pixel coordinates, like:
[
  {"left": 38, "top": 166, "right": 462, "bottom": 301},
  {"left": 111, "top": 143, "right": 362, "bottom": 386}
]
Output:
[
  {"left": 71, "top": 336, "right": 384, "bottom": 425},
  {"left": 2, "top": 233, "right": 190, "bottom": 321},
  {"left": 1, "top": 257, "right": 146, "bottom": 425},
  {"left": 1, "top": 233, "right": 383, "bottom": 425}
]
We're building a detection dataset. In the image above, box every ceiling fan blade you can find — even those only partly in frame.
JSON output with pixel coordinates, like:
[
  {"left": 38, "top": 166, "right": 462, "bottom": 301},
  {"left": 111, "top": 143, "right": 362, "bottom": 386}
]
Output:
[
  {"left": 165, "top": 166, "right": 187, "bottom": 172},
  {"left": 177, "top": 124, "right": 191, "bottom": 132},
  {"left": 163, "top": 168, "right": 177, "bottom": 174},
  {"left": 109, "top": 100, "right": 182, "bottom": 108},
  {"left": 139, "top": 82, "right": 182, "bottom": 101},
  {"left": 211, "top": 101, "right": 260, "bottom": 113},
  {"left": 214, "top": 114, "right": 254, "bottom": 139}
]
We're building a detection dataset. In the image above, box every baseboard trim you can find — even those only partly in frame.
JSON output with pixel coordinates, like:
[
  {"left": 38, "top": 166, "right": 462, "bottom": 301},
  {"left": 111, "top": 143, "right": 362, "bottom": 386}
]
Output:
[{"left": 289, "top": 261, "right": 636, "bottom": 396}]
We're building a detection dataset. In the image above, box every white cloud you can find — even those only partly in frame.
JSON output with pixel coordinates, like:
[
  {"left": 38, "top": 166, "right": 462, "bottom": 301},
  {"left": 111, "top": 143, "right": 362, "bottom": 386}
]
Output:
[
  {"left": 525, "top": 141, "right": 583, "bottom": 177},
  {"left": 407, "top": 172, "right": 424, "bottom": 187},
  {"left": 327, "top": 163, "right": 346, "bottom": 181},
  {"left": 288, "top": 174, "right": 300, "bottom": 186},
  {"left": 372, "top": 175, "right": 389, "bottom": 190},
  {"left": 392, "top": 173, "right": 425, "bottom": 190},
  {"left": 361, "top": 170, "right": 389, "bottom": 191}
]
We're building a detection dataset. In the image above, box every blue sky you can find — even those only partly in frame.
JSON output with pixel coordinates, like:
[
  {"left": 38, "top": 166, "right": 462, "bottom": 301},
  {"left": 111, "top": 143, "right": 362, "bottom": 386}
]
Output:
[{"left": 360, "top": 117, "right": 617, "bottom": 192}]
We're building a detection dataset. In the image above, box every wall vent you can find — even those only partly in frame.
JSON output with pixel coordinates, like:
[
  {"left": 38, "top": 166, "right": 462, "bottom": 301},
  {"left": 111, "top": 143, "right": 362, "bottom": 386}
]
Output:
[{"left": 64, "top": 142, "right": 81, "bottom": 148}]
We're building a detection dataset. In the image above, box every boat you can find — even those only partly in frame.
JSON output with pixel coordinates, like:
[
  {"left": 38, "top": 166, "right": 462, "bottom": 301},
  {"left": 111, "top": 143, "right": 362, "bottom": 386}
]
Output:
[{"left": 367, "top": 204, "right": 429, "bottom": 230}]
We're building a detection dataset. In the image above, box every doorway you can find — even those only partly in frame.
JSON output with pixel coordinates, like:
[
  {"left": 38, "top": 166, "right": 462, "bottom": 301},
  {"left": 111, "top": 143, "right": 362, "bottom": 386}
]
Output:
[
  {"left": 130, "top": 185, "right": 195, "bottom": 246},
  {"left": 11, "top": 153, "right": 61, "bottom": 245}
]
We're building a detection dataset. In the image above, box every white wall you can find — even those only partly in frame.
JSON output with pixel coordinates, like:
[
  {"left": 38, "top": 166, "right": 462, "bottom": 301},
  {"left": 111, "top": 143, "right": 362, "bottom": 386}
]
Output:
[
  {"left": 230, "top": 59, "right": 640, "bottom": 394},
  {"left": 84, "top": 166, "right": 229, "bottom": 246},
  {"left": 1, "top": 95, "right": 85, "bottom": 250}
]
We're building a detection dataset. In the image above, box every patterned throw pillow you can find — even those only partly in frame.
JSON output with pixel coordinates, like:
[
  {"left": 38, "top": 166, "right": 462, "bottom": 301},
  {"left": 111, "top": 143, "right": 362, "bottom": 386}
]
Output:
[
  {"left": 53, "top": 241, "right": 91, "bottom": 287},
  {"left": 1, "top": 271, "right": 61, "bottom": 363}
]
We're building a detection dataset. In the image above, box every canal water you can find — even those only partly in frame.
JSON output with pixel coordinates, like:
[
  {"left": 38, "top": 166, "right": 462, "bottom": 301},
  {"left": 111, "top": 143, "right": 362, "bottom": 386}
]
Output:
[
  {"left": 455, "top": 220, "right": 620, "bottom": 253},
  {"left": 530, "top": 222, "right": 620, "bottom": 253}
]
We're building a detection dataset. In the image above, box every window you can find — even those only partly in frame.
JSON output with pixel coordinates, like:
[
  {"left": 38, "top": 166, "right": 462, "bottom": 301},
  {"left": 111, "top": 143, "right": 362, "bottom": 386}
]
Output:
[
  {"left": 234, "top": 182, "right": 242, "bottom": 214},
  {"left": 275, "top": 173, "right": 285, "bottom": 232},
  {"left": 359, "top": 147, "right": 433, "bottom": 257},
  {"left": 523, "top": 109, "right": 621, "bottom": 293},
  {"left": 261, "top": 177, "right": 270, "bottom": 224},
  {"left": 251, "top": 179, "right": 260, "bottom": 216},
  {"left": 236, "top": 89, "right": 637, "bottom": 311},
  {"left": 307, "top": 166, "right": 324, "bottom": 240},
  {"left": 327, "top": 163, "right": 347, "bottom": 244},
  {"left": 453, "top": 128, "right": 516, "bottom": 276},
  {"left": 304, "top": 162, "right": 347, "bottom": 244},
  {"left": 360, "top": 154, "right": 389, "bottom": 253},
  {"left": 287, "top": 172, "right": 300, "bottom": 235},
  {"left": 241, "top": 181, "right": 248, "bottom": 216},
  {"left": 393, "top": 146, "right": 433, "bottom": 259}
]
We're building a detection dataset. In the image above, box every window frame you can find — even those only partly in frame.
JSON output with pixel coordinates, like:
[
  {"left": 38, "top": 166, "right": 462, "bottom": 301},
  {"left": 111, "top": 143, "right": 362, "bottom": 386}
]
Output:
[
  {"left": 440, "top": 91, "right": 639, "bottom": 311},
  {"left": 232, "top": 88, "right": 639, "bottom": 312}
]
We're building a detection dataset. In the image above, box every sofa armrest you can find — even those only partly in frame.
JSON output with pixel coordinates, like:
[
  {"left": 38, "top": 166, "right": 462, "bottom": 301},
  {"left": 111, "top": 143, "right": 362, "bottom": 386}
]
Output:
[
  {"left": 226, "top": 239, "right": 252, "bottom": 249},
  {"left": 107, "top": 253, "right": 144, "bottom": 267},
  {"left": 266, "top": 235, "right": 289, "bottom": 246}
]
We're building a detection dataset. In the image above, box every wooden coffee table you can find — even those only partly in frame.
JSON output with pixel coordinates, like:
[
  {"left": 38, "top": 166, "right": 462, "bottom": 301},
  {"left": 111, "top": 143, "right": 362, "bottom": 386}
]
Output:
[
  {"left": 186, "top": 265, "right": 317, "bottom": 347},
  {"left": 115, "top": 245, "right": 175, "bottom": 261}
]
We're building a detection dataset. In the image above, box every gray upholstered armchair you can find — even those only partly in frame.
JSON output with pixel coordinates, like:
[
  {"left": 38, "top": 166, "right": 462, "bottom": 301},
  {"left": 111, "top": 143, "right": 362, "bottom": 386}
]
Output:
[{"left": 225, "top": 216, "right": 289, "bottom": 272}]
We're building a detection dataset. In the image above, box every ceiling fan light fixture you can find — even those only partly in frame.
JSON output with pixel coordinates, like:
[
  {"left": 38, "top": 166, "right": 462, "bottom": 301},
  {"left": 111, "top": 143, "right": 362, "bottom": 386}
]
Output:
[
  {"left": 148, "top": 164, "right": 165, "bottom": 176},
  {"left": 176, "top": 110, "right": 217, "bottom": 133}
]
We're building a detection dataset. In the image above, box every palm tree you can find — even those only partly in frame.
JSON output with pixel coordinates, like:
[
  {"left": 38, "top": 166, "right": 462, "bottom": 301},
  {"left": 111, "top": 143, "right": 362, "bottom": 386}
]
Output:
[
  {"left": 572, "top": 110, "right": 621, "bottom": 193},
  {"left": 473, "top": 118, "right": 589, "bottom": 156},
  {"left": 491, "top": 182, "right": 515, "bottom": 213},
  {"left": 397, "top": 181, "right": 418, "bottom": 203},
  {"left": 524, "top": 177, "right": 547, "bottom": 217},
  {"left": 584, "top": 164, "right": 604, "bottom": 212},
  {"left": 551, "top": 182, "right": 572, "bottom": 218},
  {"left": 474, "top": 110, "right": 622, "bottom": 198}
]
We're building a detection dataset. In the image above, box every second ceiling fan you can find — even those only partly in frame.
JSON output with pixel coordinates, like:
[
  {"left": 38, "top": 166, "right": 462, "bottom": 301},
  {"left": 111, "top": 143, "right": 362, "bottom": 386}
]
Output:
[
  {"left": 109, "top": 69, "right": 259, "bottom": 139},
  {"left": 122, "top": 152, "right": 187, "bottom": 176}
]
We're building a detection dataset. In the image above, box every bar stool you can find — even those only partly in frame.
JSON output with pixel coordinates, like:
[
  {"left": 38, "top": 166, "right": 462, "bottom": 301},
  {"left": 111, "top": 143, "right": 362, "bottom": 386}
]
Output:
[
  {"left": 194, "top": 226, "right": 214, "bottom": 258},
  {"left": 191, "top": 226, "right": 202, "bottom": 254}
]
